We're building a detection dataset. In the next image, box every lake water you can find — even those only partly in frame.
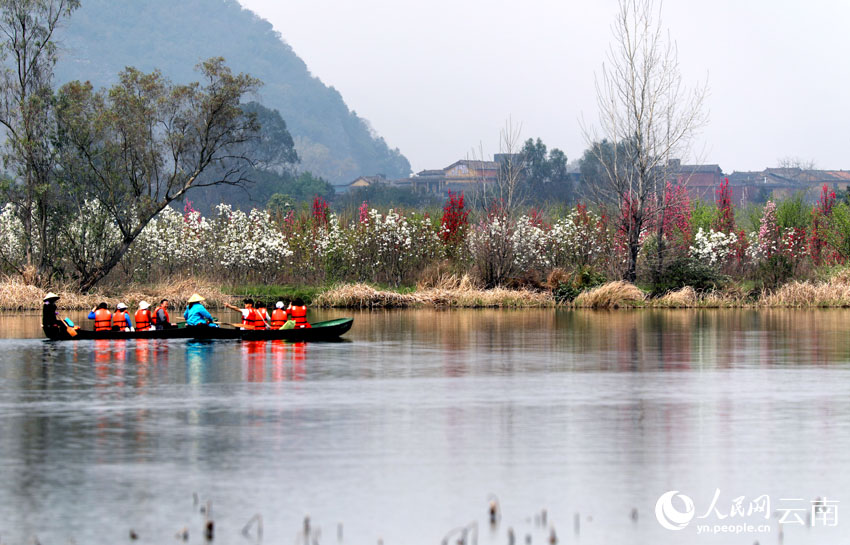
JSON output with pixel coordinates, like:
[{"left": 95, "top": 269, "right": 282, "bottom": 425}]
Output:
[{"left": 1, "top": 309, "right": 849, "bottom": 545}]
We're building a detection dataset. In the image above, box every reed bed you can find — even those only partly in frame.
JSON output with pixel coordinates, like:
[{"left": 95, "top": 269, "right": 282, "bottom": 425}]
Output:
[
  {"left": 761, "top": 280, "right": 850, "bottom": 307},
  {"left": 316, "top": 279, "right": 555, "bottom": 308},
  {"left": 0, "top": 276, "right": 234, "bottom": 311},
  {"left": 573, "top": 281, "right": 646, "bottom": 309}
]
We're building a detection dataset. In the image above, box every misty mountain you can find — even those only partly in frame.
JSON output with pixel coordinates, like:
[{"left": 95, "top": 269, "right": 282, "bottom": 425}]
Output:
[{"left": 54, "top": 0, "right": 411, "bottom": 185}]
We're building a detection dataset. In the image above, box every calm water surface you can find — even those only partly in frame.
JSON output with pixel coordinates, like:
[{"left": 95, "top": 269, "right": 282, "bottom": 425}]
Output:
[{"left": 1, "top": 309, "right": 849, "bottom": 545}]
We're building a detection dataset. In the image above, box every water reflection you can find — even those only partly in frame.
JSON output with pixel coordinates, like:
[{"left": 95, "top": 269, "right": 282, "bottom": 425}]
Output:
[{"left": 0, "top": 309, "right": 849, "bottom": 545}]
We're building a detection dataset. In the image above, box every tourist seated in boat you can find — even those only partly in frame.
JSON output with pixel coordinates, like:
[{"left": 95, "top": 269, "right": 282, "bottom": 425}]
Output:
[
  {"left": 256, "top": 301, "right": 271, "bottom": 328},
  {"left": 183, "top": 293, "right": 219, "bottom": 327},
  {"left": 223, "top": 298, "right": 267, "bottom": 330},
  {"left": 87, "top": 302, "right": 113, "bottom": 332},
  {"left": 288, "top": 298, "right": 311, "bottom": 329},
  {"left": 42, "top": 292, "right": 63, "bottom": 331},
  {"left": 154, "top": 299, "right": 177, "bottom": 330},
  {"left": 135, "top": 301, "right": 154, "bottom": 331},
  {"left": 270, "top": 301, "right": 289, "bottom": 329},
  {"left": 112, "top": 302, "right": 134, "bottom": 332}
]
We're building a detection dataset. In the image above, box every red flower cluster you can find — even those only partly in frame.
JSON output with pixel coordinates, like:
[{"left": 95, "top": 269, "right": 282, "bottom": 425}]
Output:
[{"left": 440, "top": 191, "right": 469, "bottom": 245}]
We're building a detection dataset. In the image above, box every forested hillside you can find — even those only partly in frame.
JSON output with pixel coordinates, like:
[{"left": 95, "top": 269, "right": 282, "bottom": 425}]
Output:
[{"left": 54, "top": 0, "right": 411, "bottom": 185}]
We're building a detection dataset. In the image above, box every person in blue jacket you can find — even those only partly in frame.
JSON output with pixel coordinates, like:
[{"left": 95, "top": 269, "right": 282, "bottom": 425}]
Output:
[{"left": 183, "top": 293, "right": 218, "bottom": 327}]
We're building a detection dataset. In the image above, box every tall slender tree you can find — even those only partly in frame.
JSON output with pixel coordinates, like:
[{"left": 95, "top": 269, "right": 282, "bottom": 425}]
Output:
[
  {"left": 583, "top": 0, "right": 707, "bottom": 282},
  {"left": 0, "top": 0, "right": 79, "bottom": 281}
]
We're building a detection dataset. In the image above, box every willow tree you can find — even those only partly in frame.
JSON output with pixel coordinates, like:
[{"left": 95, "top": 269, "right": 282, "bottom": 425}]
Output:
[
  {"left": 583, "top": 0, "right": 707, "bottom": 282},
  {"left": 55, "top": 58, "right": 261, "bottom": 291},
  {"left": 0, "top": 0, "right": 79, "bottom": 281}
]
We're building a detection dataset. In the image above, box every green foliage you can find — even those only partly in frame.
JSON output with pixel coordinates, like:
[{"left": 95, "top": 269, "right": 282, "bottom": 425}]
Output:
[
  {"left": 53, "top": 0, "right": 411, "bottom": 184},
  {"left": 690, "top": 200, "right": 716, "bottom": 232},
  {"left": 775, "top": 192, "right": 810, "bottom": 230},
  {"left": 553, "top": 266, "right": 607, "bottom": 303},
  {"left": 224, "top": 284, "right": 324, "bottom": 305},
  {"left": 823, "top": 202, "right": 850, "bottom": 259},
  {"left": 755, "top": 254, "right": 793, "bottom": 291},
  {"left": 337, "top": 183, "right": 442, "bottom": 210},
  {"left": 578, "top": 138, "right": 638, "bottom": 202},
  {"left": 521, "top": 138, "right": 572, "bottom": 203},
  {"left": 737, "top": 202, "right": 764, "bottom": 233},
  {"left": 652, "top": 256, "right": 725, "bottom": 295}
]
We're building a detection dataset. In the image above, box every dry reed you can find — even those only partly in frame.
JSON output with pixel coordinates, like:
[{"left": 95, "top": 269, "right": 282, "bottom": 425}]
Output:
[
  {"left": 761, "top": 280, "right": 850, "bottom": 307},
  {"left": 0, "top": 276, "right": 234, "bottom": 310},
  {"left": 316, "top": 277, "right": 555, "bottom": 308},
  {"left": 653, "top": 286, "right": 698, "bottom": 308},
  {"left": 573, "top": 281, "right": 646, "bottom": 309}
]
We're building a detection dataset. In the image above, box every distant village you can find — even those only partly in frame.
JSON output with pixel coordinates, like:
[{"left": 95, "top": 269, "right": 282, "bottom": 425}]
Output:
[{"left": 341, "top": 156, "right": 850, "bottom": 205}]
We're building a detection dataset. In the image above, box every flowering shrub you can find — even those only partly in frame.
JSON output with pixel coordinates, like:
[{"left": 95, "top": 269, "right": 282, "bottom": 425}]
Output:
[
  {"left": 0, "top": 203, "right": 25, "bottom": 270},
  {"left": 713, "top": 178, "right": 735, "bottom": 233},
  {"left": 440, "top": 190, "right": 468, "bottom": 248},
  {"left": 689, "top": 228, "right": 739, "bottom": 266},
  {"left": 748, "top": 200, "right": 780, "bottom": 261},
  {"left": 7, "top": 190, "right": 850, "bottom": 290},
  {"left": 810, "top": 184, "right": 836, "bottom": 265}
]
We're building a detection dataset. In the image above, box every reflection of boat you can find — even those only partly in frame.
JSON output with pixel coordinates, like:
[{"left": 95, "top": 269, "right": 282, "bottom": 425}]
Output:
[{"left": 43, "top": 318, "right": 354, "bottom": 342}]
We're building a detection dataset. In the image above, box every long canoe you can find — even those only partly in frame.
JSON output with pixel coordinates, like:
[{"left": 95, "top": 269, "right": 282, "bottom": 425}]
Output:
[{"left": 43, "top": 318, "right": 354, "bottom": 342}]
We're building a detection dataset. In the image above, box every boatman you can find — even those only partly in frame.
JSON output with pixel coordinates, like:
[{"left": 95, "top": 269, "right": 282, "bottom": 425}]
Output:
[
  {"left": 184, "top": 293, "right": 218, "bottom": 327},
  {"left": 135, "top": 301, "right": 154, "bottom": 331},
  {"left": 42, "top": 292, "right": 63, "bottom": 331}
]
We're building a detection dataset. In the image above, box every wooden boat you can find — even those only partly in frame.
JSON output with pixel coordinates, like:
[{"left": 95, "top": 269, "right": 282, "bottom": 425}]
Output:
[{"left": 43, "top": 318, "right": 354, "bottom": 342}]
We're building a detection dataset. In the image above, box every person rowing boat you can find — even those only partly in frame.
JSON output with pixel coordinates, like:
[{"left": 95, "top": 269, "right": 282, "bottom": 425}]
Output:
[{"left": 183, "top": 293, "right": 219, "bottom": 328}]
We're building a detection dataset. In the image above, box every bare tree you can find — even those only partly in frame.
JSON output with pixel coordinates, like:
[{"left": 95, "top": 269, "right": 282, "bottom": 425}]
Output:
[
  {"left": 777, "top": 156, "right": 817, "bottom": 171},
  {"left": 582, "top": 0, "right": 707, "bottom": 282}
]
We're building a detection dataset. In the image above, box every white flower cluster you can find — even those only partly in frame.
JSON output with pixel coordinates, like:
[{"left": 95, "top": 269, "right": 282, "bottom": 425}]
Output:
[
  {"left": 63, "top": 199, "right": 123, "bottom": 264},
  {"left": 547, "top": 210, "right": 606, "bottom": 269},
  {"left": 211, "top": 204, "right": 292, "bottom": 272},
  {"left": 0, "top": 203, "right": 24, "bottom": 265},
  {"left": 689, "top": 228, "right": 739, "bottom": 266},
  {"left": 311, "top": 208, "right": 440, "bottom": 284}
]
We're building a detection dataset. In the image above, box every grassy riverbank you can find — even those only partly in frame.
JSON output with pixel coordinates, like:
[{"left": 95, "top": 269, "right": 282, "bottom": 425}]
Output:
[{"left": 7, "top": 272, "right": 850, "bottom": 311}]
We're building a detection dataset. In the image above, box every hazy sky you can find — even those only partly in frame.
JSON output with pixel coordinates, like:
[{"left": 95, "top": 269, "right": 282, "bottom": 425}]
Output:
[{"left": 238, "top": 0, "right": 850, "bottom": 174}]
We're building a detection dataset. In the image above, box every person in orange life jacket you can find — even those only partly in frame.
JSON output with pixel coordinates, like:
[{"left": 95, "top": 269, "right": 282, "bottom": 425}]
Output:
[
  {"left": 256, "top": 301, "right": 271, "bottom": 329},
  {"left": 223, "top": 298, "right": 267, "bottom": 330},
  {"left": 135, "top": 300, "right": 154, "bottom": 331},
  {"left": 270, "top": 300, "right": 289, "bottom": 328},
  {"left": 87, "top": 302, "right": 113, "bottom": 332},
  {"left": 154, "top": 299, "right": 177, "bottom": 330},
  {"left": 112, "top": 302, "right": 134, "bottom": 331},
  {"left": 288, "top": 297, "right": 311, "bottom": 329}
]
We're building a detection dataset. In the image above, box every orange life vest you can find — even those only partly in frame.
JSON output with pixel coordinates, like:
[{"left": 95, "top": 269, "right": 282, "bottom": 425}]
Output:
[
  {"left": 289, "top": 305, "right": 310, "bottom": 328},
  {"left": 270, "top": 308, "right": 287, "bottom": 328},
  {"left": 94, "top": 308, "right": 112, "bottom": 331},
  {"left": 113, "top": 310, "right": 131, "bottom": 331},
  {"left": 135, "top": 309, "right": 152, "bottom": 330},
  {"left": 242, "top": 308, "right": 265, "bottom": 330},
  {"left": 152, "top": 308, "right": 170, "bottom": 327}
]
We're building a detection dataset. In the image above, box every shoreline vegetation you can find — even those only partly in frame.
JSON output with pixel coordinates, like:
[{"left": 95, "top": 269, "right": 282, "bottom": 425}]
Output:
[{"left": 9, "top": 272, "right": 850, "bottom": 312}]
